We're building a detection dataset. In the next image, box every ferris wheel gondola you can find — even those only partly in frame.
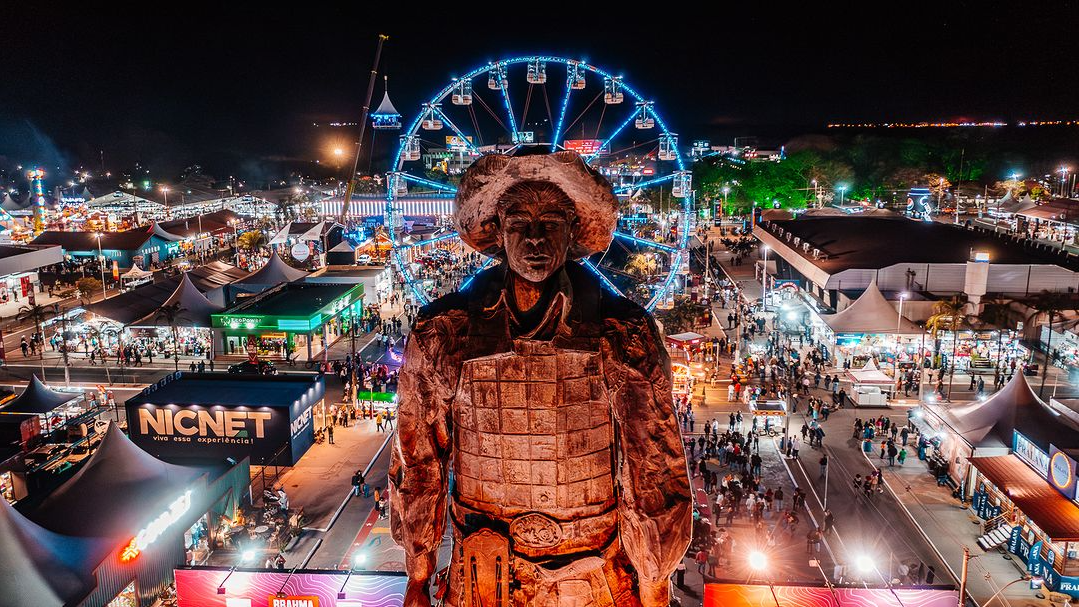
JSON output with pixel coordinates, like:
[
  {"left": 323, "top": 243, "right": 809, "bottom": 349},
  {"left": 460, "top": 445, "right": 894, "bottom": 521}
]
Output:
[{"left": 387, "top": 56, "right": 693, "bottom": 312}]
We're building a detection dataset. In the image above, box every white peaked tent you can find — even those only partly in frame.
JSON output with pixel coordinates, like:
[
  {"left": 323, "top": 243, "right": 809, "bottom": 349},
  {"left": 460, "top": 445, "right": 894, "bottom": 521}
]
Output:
[
  {"left": 235, "top": 251, "right": 308, "bottom": 286},
  {"left": 298, "top": 221, "right": 326, "bottom": 242},
  {"left": 150, "top": 221, "right": 184, "bottom": 242},
  {"left": 822, "top": 280, "right": 922, "bottom": 334},
  {"left": 846, "top": 358, "right": 893, "bottom": 384},
  {"left": 267, "top": 222, "right": 292, "bottom": 245},
  {"left": 130, "top": 273, "right": 224, "bottom": 327},
  {"left": 996, "top": 192, "right": 1037, "bottom": 216},
  {"left": 121, "top": 265, "right": 152, "bottom": 281}
]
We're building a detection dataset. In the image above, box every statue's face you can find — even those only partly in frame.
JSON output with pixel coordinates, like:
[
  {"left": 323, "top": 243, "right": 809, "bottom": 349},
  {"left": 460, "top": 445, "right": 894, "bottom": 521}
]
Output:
[{"left": 496, "top": 188, "right": 578, "bottom": 283}]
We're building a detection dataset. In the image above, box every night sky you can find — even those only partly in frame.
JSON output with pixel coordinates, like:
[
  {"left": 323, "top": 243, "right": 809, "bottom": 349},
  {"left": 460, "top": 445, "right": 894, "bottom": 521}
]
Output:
[{"left": 4, "top": 2, "right": 1078, "bottom": 180}]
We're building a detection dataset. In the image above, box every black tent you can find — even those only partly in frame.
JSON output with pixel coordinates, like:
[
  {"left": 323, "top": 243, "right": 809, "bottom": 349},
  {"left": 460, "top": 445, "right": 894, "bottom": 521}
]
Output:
[
  {"left": 0, "top": 376, "right": 78, "bottom": 415},
  {"left": 31, "top": 424, "right": 201, "bottom": 538}
]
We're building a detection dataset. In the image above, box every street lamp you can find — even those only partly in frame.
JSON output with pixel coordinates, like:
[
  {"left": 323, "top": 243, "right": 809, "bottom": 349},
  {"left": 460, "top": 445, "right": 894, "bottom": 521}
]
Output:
[
  {"left": 748, "top": 551, "right": 781, "bottom": 607},
  {"left": 1060, "top": 166, "right": 1070, "bottom": 197},
  {"left": 837, "top": 184, "right": 848, "bottom": 206},
  {"left": 94, "top": 233, "right": 108, "bottom": 301},
  {"left": 161, "top": 186, "right": 170, "bottom": 220},
  {"left": 896, "top": 292, "right": 909, "bottom": 390}
]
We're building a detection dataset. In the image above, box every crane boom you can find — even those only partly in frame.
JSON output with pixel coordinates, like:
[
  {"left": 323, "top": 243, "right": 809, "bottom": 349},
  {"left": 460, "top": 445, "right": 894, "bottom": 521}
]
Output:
[{"left": 338, "top": 34, "right": 388, "bottom": 223}]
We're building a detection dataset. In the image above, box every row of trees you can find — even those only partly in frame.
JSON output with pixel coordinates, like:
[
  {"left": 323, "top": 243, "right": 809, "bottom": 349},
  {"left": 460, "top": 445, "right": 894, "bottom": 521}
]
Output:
[{"left": 693, "top": 133, "right": 1048, "bottom": 213}]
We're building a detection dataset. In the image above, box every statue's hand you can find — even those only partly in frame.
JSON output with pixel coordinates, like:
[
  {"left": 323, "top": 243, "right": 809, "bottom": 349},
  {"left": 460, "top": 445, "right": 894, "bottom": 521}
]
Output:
[
  {"left": 638, "top": 579, "right": 670, "bottom": 607},
  {"left": 404, "top": 579, "right": 433, "bottom": 607}
]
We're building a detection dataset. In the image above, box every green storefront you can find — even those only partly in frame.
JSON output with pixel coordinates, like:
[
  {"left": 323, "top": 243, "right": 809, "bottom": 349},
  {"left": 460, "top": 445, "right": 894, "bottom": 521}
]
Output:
[{"left": 211, "top": 282, "right": 364, "bottom": 361}]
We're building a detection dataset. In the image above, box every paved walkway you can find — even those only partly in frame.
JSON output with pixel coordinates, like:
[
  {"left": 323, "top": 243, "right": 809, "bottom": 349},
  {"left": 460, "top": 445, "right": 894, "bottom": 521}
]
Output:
[{"left": 874, "top": 448, "right": 1051, "bottom": 607}]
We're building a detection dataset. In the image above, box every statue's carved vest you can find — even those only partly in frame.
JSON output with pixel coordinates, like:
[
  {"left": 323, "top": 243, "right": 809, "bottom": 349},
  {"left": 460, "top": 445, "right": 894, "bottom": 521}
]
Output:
[{"left": 448, "top": 336, "right": 634, "bottom": 606}]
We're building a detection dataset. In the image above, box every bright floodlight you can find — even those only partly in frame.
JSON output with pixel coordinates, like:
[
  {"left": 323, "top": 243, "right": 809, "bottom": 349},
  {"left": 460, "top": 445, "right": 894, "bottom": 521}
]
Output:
[
  {"left": 241, "top": 549, "right": 256, "bottom": 563},
  {"left": 352, "top": 552, "right": 366, "bottom": 568},
  {"left": 855, "top": 554, "right": 874, "bottom": 573},
  {"left": 748, "top": 550, "right": 767, "bottom": 571},
  {"left": 786, "top": 311, "right": 798, "bottom": 321}
]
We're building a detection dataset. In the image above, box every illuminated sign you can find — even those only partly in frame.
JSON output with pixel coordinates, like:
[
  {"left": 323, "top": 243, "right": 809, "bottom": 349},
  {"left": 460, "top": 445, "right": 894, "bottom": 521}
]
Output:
[
  {"left": 225, "top": 317, "right": 262, "bottom": 330},
  {"left": 269, "top": 596, "right": 319, "bottom": 607},
  {"left": 120, "top": 490, "right": 192, "bottom": 562},
  {"left": 138, "top": 407, "right": 272, "bottom": 440},
  {"left": 973, "top": 251, "right": 990, "bottom": 262},
  {"left": 1049, "top": 445, "right": 1078, "bottom": 500},
  {"left": 445, "top": 135, "right": 473, "bottom": 152},
  {"left": 563, "top": 139, "right": 603, "bottom": 155}
]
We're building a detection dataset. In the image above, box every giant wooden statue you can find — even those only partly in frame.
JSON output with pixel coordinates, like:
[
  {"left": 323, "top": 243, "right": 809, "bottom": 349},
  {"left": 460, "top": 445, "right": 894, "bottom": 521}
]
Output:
[{"left": 389, "top": 148, "right": 691, "bottom": 606}]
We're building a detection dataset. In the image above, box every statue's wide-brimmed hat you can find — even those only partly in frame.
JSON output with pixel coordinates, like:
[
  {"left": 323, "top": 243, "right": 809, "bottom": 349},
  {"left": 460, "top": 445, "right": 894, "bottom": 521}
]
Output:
[{"left": 453, "top": 148, "right": 618, "bottom": 259}]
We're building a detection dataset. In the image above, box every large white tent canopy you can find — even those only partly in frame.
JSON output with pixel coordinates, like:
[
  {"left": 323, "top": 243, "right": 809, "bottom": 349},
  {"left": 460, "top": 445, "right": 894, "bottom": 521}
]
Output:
[{"left": 822, "top": 280, "right": 922, "bottom": 335}]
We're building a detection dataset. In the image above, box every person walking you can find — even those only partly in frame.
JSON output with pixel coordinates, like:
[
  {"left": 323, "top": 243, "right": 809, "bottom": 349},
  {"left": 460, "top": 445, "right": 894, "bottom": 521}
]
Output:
[
  {"left": 819, "top": 454, "right": 829, "bottom": 479},
  {"left": 352, "top": 469, "right": 365, "bottom": 496},
  {"left": 327, "top": 424, "right": 335, "bottom": 445},
  {"left": 823, "top": 508, "right": 834, "bottom": 533}
]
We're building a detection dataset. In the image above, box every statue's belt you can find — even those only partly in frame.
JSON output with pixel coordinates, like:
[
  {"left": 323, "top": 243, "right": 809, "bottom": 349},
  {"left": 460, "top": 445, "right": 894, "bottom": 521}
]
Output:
[{"left": 450, "top": 501, "right": 618, "bottom": 561}]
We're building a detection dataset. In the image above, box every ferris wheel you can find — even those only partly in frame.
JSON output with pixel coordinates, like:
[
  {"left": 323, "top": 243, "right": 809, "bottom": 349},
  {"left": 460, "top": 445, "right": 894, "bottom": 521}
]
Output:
[{"left": 384, "top": 55, "right": 693, "bottom": 311}]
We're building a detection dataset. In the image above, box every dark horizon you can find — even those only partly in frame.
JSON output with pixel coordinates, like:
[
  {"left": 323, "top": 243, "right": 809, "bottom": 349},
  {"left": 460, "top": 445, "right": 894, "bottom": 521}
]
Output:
[{"left": 4, "top": 2, "right": 1079, "bottom": 182}]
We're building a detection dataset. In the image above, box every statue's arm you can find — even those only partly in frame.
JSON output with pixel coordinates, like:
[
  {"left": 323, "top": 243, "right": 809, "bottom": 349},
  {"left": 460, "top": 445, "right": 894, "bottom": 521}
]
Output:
[
  {"left": 608, "top": 315, "right": 693, "bottom": 607},
  {"left": 389, "top": 331, "right": 454, "bottom": 603}
]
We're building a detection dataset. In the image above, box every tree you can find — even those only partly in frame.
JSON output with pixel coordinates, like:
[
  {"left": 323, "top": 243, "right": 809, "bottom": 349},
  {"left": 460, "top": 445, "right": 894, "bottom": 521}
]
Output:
[
  {"left": 1023, "top": 291, "right": 1079, "bottom": 397},
  {"left": 75, "top": 277, "right": 102, "bottom": 305},
  {"left": 238, "top": 230, "right": 265, "bottom": 252},
  {"left": 924, "top": 173, "right": 952, "bottom": 208},
  {"left": 971, "top": 297, "right": 1017, "bottom": 372},
  {"left": 656, "top": 297, "right": 710, "bottom": 335},
  {"left": 153, "top": 302, "right": 188, "bottom": 372},
  {"left": 16, "top": 302, "right": 51, "bottom": 378},
  {"left": 625, "top": 253, "right": 659, "bottom": 282},
  {"left": 925, "top": 295, "right": 967, "bottom": 398}
]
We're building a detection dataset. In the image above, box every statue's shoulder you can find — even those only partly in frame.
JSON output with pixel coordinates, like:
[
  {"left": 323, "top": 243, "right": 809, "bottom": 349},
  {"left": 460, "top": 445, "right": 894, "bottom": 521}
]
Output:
[
  {"left": 599, "top": 290, "right": 658, "bottom": 333},
  {"left": 413, "top": 292, "right": 470, "bottom": 337}
]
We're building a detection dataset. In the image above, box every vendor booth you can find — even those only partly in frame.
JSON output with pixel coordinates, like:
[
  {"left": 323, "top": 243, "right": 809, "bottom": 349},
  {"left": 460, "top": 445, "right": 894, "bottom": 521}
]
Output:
[
  {"left": 845, "top": 359, "right": 894, "bottom": 405},
  {"left": 212, "top": 282, "right": 364, "bottom": 361},
  {"left": 125, "top": 372, "right": 325, "bottom": 467},
  {"left": 821, "top": 281, "right": 923, "bottom": 373}
]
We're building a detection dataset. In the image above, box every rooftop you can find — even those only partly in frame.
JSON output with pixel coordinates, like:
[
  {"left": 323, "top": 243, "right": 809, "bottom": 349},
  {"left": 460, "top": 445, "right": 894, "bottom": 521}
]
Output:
[
  {"left": 759, "top": 216, "right": 1079, "bottom": 274},
  {"left": 220, "top": 282, "right": 358, "bottom": 318},
  {"left": 30, "top": 228, "right": 154, "bottom": 252},
  {"left": 126, "top": 372, "right": 322, "bottom": 408}
]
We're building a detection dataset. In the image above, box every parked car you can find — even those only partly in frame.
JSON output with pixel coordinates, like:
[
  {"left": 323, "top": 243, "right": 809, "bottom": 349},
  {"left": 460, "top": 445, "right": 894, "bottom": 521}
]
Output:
[{"left": 228, "top": 359, "right": 277, "bottom": 375}]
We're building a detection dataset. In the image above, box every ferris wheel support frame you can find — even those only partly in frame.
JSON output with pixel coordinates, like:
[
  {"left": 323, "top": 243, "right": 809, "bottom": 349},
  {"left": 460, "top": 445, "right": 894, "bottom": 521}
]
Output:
[{"left": 388, "top": 55, "right": 693, "bottom": 311}]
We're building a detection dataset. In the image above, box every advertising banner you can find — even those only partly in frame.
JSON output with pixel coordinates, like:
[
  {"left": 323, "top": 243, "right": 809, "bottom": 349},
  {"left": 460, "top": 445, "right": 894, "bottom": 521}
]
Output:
[
  {"left": 175, "top": 568, "right": 406, "bottom": 607},
  {"left": 705, "top": 583, "right": 958, "bottom": 607},
  {"left": 130, "top": 403, "right": 293, "bottom": 462}
]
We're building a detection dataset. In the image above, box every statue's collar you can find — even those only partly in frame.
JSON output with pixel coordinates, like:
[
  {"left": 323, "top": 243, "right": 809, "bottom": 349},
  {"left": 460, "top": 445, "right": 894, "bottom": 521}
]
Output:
[
  {"left": 466, "top": 260, "right": 602, "bottom": 332},
  {"left": 483, "top": 266, "right": 572, "bottom": 339}
]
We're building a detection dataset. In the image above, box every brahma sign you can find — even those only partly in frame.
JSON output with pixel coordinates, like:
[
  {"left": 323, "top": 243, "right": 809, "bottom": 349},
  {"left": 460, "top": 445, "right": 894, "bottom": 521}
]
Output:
[{"left": 705, "top": 583, "right": 958, "bottom": 607}]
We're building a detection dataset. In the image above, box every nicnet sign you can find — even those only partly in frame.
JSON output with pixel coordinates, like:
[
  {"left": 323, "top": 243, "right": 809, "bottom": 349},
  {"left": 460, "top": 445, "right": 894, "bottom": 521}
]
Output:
[{"left": 125, "top": 373, "right": 323, "bottom": 466}]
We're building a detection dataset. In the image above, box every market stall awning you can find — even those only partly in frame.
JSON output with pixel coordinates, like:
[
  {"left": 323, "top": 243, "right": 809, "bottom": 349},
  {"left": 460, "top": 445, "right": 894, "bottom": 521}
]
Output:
[
  {"left": 666, "top": 332, "right": 706, "bottom": 345},
  {"left": 30, "top": 423, "right": 202, "bottom": 539},
  {"left": 845, "top": 358, "right": 893, "bottom": 384},
  {"left": 968, "top": 455, "right": 1079, "bottom": 542},
  {"left": 150, "top": 221, "right": 184, "bottom": 242},
  {"left": 298, "top": 221, "right": 326, "bottom": 241},
  {"left": 129, "top": 273, "right": 224, "bottom": 327},
  {"left": 122, "top": 265, "right": 152, "bottom": 280},
  {"left": 0, "top": 376, "right": 78, "bottom": 415},
  {"left": 934, "top": 372, "right": 1078, "bottom": 451},
  {"left": 822, "top": 280, "right": 922, "bottom": 334},
  {"left": 267, "top": 222, "right": 291, "bottom": 245}
]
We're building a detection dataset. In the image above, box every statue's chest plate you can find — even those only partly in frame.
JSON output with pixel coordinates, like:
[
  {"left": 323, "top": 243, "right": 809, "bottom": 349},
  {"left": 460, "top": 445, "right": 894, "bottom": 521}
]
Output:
[{"left": 453, "top": 340, "right": 615, "bottom": 518}]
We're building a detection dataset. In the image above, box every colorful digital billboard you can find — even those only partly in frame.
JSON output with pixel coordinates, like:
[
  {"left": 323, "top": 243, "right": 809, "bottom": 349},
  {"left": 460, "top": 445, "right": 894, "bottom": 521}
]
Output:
[
  {"left": 175, "top": 568, "right": 406, "bottom": 607},
  {"left": 705, "top": 583, "right": 958, "bottom": 607}
]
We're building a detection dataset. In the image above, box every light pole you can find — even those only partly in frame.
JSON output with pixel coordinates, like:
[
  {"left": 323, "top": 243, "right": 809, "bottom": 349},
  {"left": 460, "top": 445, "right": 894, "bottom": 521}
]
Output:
[
  {"left": 1060, "top": 166, "right": 1070, "bottom": 198},
  {"left": 161, "top": 186, "right": 170, "bottom": 220},
  {"left": 896, "top": 292, "right": 908, "bottom": 388},
  {"left": 94, "top": 233, "right": 107, "bottom": 301},
  {"left": 760, "top": 245, "right": 770, "bottom": 311},
  {"left": 838, "top": 185, "right": 848, "bottom": 206}
]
